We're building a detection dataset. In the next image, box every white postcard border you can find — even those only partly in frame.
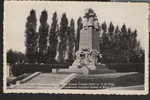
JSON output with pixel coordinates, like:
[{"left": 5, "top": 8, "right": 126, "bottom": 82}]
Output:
[{"left": 3, "top": 1, "right": 149, "bottom": 95}]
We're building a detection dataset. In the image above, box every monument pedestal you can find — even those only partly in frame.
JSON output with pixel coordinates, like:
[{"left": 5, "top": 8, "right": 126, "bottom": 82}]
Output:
[{"left": 68, "top": 64, "right": 116, "bottom": 75}]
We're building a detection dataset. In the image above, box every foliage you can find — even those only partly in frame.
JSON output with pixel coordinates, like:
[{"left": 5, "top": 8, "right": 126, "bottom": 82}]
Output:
[
  {"left": 38, "top": 10, "right": 49, "bottom": 63},
  {"left": 25, "top": 9, "right": 38, "bottom": 63},
  {"left": 23, "top": 9, "right": 144, "bottom": 64},
  {"left": 75, "top": 17, "right": 83, "bottom": 52},
  {"left": 100, "top": 23, "right": 144, "bottom": 63},
  {"left": 7, "top": 50, "right": 28, "bottom": 65},
  {"left": 56, "top": 13, "right": 68, "bottom": 63},
  {"left": 48, "top": 12, "right": 58, "bottom": 63},
  {"left": 65, "top": 18, "right": 75, "bottom": 63}
]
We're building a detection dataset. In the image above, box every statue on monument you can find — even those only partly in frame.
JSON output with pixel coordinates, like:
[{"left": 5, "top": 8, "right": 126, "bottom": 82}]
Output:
[{"left": 83, "top": 8, "right": 100, "bottom": 30}]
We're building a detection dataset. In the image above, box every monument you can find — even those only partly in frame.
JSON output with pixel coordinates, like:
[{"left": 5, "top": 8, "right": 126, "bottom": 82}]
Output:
[{"left": 68, "top": 8, "right": 116, "bottom": 75}]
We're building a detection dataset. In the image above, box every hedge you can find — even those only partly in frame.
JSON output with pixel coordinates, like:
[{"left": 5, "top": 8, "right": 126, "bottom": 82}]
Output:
[
  {"left": 12, "top": 63, "right": 70, "bottom": 76},
  {"left": 106, "top": 63, "right": 144, "bottom": 73},
  {"left": 11, "top": 63, "right": 144, "bottom": 76}
]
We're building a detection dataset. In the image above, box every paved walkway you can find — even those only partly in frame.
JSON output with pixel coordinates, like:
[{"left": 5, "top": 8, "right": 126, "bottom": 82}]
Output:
[{"left": 10, "top": 73, "right": 75, "bottom": 89}]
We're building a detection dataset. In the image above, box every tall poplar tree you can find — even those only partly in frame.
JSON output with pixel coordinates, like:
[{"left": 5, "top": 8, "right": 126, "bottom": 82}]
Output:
[
  {"left": 114, "top": 25, "right": 121, "bottom": 54},
  {"left": 101, "top": 21, "right": 108, "bottom": 50},
  {"left": 25, "top": 9, "right": 38, "bottom": 63},
  {"left": 108, "top": 22, "right": 114, "bottom": 36},
  {"left": 108, "top": 22, "right": 115, "bottom": 49},
  {"left": 120, "top": 24, "right": 129, "bottom": 62},
  {"left": 65, "top": 18, "right": 75, "bottom": 63},
  {"left": 48, "top": 12, "right": 58, "bottom": 63},
  {"left": 38, "top": 10, "right": 49, "bottom": 63},
  {"left": 57, "top": 13, "right": 68, "bottom": 63},
  {"left": 75, "top": 17, "right": 83, "bottom": 52}
]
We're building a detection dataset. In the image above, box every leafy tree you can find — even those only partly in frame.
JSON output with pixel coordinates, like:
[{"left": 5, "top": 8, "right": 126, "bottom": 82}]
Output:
[
  {"left": 48, "top": 12, "right": 58, "bottom": 63},
  {"left": 75, "top": 17, "right": 83, "bottom": 52},
  {"left": 7, "top": 50, "right": 28, "bottom": 76},
  {"left": 38, "top": 10, "right": 49, "bottom": 64},
  {"left": 7, "top": 50, "right": 17, "bottom": 65},
  {"left": 25, "top": 9, "right": 38, "bottom": 63},
  {"left": 7, "top": 50, "right": 28, "bottom": 65}
]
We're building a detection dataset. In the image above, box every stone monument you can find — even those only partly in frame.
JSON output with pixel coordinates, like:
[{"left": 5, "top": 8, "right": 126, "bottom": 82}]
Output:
[{"left": 59, "top": 8, "right": 116, "bottom": 75}]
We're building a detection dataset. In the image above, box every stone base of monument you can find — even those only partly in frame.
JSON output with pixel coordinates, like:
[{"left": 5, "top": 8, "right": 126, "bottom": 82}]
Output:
[
  {"left": 58, "top": 64, "right": 116, "bottom": 75},
  {"left": 74, "top": 64, "right": 116, "bottom": 75},
  {"left": 52, "top": 69, "right": 59, "bottom": 73}
]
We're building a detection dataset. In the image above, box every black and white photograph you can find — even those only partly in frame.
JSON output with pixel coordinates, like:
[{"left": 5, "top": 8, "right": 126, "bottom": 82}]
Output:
[{"left": 3, "top": 1, "right": 149, "bottom": 94}]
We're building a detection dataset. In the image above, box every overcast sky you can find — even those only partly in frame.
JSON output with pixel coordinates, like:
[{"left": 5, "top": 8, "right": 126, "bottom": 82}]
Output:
[{"left": 4, "top": 1, "right": 149, "bottom": 53}]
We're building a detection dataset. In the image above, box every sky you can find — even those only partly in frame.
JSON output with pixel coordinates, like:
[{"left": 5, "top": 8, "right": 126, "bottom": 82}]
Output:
[{"left": 4, "top": 1, "right": 149, "bottom": 53}]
